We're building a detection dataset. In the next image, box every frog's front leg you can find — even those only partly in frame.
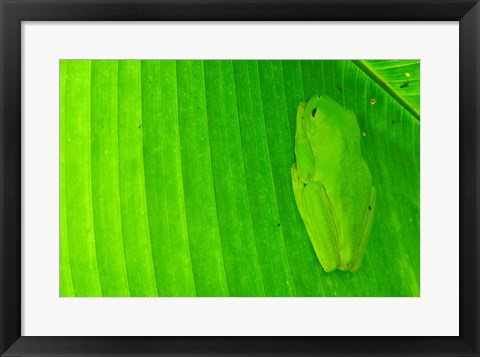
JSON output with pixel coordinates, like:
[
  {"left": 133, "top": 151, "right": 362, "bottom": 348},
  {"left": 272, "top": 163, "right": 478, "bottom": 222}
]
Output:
[
  {"left": 291, "top": 163, "right": 306, "bottom": 219},
  {"left": 349, "top": 187, "right": 376, "bottom": 272},
  {"left": 300, "top": 182, "right": 341, "bottom": 273},
  {"left": 294, "top": 101, "right": 315, "bottom": 182}
]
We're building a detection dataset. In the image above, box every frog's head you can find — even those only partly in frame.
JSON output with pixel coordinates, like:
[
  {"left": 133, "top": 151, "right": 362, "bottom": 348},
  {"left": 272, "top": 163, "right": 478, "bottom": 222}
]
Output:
[{"left": 304, "top": 94, "right": 360, "bottom": 161}]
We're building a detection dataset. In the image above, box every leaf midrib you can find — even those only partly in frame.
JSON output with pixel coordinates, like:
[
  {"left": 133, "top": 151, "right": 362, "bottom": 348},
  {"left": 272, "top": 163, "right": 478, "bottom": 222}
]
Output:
[{"left": 353, "top": 60, "right": 420, "bottom": 121}]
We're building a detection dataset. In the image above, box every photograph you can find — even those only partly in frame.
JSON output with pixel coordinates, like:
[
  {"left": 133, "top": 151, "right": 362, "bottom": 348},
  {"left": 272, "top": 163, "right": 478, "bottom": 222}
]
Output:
[
  {"left": 60, "top": 59, "right": 420, "bottom": 297},
  {"left": 2, "top": 0, "right": 477, "bottom": 354}
]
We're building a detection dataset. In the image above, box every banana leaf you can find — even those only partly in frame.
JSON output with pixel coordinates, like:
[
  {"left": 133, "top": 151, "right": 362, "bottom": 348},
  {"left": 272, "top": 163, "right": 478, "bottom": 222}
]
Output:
[{"left": 60, "top": 59, "right": 420, "bottom": 297}]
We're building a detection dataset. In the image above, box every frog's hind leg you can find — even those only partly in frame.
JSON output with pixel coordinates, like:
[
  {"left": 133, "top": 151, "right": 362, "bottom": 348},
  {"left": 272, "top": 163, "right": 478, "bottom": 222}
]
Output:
[
  {"left": 350, "top": 187, "right": 376, "bottom": 272},
  {"left": 301, "top": 182, "right": 341, "bottom": 273}
]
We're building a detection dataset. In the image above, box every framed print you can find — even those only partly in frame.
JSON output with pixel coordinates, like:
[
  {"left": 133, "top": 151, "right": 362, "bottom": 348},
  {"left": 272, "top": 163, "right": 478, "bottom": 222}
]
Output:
[{"left": 1, "top": 0, "right": 478, "bottom": 356}]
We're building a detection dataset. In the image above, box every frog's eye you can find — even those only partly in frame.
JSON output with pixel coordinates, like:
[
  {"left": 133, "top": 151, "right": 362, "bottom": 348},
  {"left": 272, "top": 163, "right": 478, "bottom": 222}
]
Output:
[{"left": 312, "top": 108, "right": 317, "bottom": 118}]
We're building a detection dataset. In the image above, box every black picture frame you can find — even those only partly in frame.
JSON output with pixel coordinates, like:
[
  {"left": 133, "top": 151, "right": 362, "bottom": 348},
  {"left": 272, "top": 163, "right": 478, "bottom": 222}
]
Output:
[{"left": 1, "top": 0, "right": 478, "bottom": 356}]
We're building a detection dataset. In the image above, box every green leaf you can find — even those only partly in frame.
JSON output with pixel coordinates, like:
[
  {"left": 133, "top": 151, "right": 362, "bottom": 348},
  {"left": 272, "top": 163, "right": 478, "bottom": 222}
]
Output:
[
  {"left": 355, "top": 60, "right": 420, "bottom": 118},
  {"left": 60, "top": 59, "right": 420, "bottom": 297}
]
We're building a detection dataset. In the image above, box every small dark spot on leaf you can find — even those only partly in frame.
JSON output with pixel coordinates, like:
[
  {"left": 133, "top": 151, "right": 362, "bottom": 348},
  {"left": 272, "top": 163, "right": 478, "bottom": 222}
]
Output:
[
  {"left": 138, "top": 125, "right": 142, "bottom": 129},
  {"left": 400, "top": 80, "right": 409, "bottom": 88},
  {"left": 368, "top": 205, "right": 372, "bottom": 211},
  {"left": 277, "top": 223, "right": 281, "bottom": 227},
  {"left": 312, "top": 108, "right": 317, "bottom": 117},
  {"left": 391, "top": 120, "right": 396, "bottom": 124},
  {"left": 197, "top": 106, "right": 200, "bottom": 110},
  {"left": 317, "top": 94, "right": 321, "bottom": 98}
]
